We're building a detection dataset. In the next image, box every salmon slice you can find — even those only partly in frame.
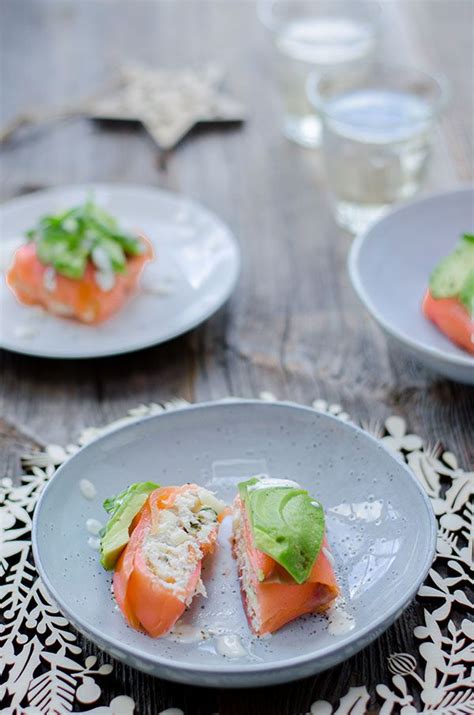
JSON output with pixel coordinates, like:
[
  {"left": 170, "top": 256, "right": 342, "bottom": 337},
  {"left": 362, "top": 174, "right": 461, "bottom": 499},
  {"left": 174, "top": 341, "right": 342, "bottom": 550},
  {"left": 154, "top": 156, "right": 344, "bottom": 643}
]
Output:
[
  {"left": 113, "top": 484, "right": 225, "bottom": 638},
  {"left": 233, "top": 497, "right": 339, "bottom": 636},
  {"left": 6, "top": 238, "right": 152, "bottom": 324},
  {"left": 422, "top": 289, "right": 474, "bottom": 355}
]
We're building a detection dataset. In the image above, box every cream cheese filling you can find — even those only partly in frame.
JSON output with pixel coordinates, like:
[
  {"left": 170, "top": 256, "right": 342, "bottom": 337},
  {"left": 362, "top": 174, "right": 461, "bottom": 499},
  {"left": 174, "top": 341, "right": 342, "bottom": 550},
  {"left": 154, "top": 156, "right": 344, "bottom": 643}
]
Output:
[
  {"left": 143, "top": 486, "right": 224, "bottom": 602},
  {"left": 232, "top": 502, "right": 261, "bottom": 633}
]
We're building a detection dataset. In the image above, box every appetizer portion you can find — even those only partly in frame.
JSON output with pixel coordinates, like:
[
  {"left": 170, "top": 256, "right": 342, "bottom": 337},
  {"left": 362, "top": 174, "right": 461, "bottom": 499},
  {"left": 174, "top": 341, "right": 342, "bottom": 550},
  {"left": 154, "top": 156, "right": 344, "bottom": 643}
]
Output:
[
  {"left": 7, "top": 198, "right": 153, "bottom": 324},
  {"left": 422, "top": 233, "right": 474, "bottom": 354},
  {"left": 232, "top": 477, "right": 339, "bottom": 636},
  {"left": 100, "top": 483, "right": 226, "bottom": 637}
]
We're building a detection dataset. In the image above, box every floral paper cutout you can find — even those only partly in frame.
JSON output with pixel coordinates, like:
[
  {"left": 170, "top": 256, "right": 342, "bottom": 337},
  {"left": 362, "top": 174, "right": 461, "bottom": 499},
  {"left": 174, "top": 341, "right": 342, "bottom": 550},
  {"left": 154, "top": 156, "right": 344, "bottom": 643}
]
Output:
[
  {"left": 1, "top": 403, "right": 473, "bottom": 714},
  {"left": 309, "top": 414, "right": 473, "bottom": 715}
]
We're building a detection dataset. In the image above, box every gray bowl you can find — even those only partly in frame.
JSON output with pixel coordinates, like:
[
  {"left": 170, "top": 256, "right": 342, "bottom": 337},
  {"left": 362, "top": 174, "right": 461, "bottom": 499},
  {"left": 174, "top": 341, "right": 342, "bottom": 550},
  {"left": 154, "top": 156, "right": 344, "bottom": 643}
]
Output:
[
  {"left": 349, "top": 187, "right": 474, "bottom": 383},
  {"left": 33, "top": 400, "right": 436, "bottom": 687}
]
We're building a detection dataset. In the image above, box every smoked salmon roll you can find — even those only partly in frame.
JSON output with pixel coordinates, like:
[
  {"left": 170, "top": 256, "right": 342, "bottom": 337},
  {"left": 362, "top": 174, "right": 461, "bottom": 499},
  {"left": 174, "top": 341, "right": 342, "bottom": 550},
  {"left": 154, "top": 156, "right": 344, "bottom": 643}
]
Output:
[
  {"left": 6, "top": 198, "right": 153, "bottom": 324},
  {"left": 109, "top": 484, "right": 226, "bottom": 637},
  {"left": 422, "top": 291, "right": 474, "bottom": 355},
  {"left": 423, "top": 233, "right": 474, "bottom": 354},
  {"left": 232, "top": 477, "right": 339, "bottom": 636}
]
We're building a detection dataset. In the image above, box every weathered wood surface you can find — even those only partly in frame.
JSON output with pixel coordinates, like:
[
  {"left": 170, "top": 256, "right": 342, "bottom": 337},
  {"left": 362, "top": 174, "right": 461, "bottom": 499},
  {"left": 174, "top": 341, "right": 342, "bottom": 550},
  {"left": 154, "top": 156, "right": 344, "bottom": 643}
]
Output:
[{"left": 0, "top": 1, "right": 472, "bottom": 713}]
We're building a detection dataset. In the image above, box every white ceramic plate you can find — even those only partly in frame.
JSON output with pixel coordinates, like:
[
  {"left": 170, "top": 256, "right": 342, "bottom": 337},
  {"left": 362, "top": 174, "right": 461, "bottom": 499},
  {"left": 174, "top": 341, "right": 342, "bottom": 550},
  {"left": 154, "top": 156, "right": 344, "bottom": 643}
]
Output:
[
  {"left": 33, "top": 400, "right": 436, "bottom": 688},
  {"left": 0, "top": 184, "right": 240, "bottom": 358},
  {"left": 349, "top": 187, "right": 474, "bottom": 383}
]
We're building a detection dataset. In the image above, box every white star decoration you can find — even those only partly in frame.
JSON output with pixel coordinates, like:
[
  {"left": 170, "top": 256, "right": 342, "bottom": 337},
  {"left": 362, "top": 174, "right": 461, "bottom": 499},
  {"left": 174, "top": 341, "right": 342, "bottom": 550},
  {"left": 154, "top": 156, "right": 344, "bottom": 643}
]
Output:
[
  {"left": 89, "top": 64, "right": 245, "bottom": 149},
  {"left": 0, "top": 64, "right": 245, "bottom": 150}
]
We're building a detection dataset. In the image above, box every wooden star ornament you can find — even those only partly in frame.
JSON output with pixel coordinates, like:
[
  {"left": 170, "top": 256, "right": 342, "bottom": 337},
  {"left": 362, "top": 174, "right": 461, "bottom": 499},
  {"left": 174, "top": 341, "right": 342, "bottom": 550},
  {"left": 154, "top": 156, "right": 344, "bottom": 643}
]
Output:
[
  {"left": 0, "top": 64, "right": 246, "bottom": 150},
  {"left": 89, "top": 64, "right": 246, "bottom": 149}
]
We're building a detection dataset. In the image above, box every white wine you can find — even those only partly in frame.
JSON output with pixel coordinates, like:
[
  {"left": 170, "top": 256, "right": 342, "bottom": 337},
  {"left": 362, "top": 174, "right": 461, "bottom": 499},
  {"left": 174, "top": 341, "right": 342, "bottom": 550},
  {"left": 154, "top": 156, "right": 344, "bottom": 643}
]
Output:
[
  {"left": 321, "top": 89, "right": 435, "bottom": 232},
  {"left": 273, "top": 16, "right": 377, "bottom": 146}
]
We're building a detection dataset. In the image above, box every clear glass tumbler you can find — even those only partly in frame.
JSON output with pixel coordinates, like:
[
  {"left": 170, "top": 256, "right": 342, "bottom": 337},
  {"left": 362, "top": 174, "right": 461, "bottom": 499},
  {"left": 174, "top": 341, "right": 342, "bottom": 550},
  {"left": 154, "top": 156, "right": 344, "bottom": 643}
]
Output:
[
  {"left": 308, "top": 64, "right": 446, "bottom": 233},
  {"left": 258, "top": 0, "right": 381, "bottom": 147}
]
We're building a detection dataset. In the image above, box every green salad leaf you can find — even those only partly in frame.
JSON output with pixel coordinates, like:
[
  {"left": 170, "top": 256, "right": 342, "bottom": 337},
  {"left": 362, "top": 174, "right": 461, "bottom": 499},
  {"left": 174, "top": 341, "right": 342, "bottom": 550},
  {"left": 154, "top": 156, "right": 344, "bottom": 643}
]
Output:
[
  {"left": 239, "top": 477, "right": 325, "bottom": 584},
  {"left": 27, "top": 197, "right": 145, "bottom": 280}
]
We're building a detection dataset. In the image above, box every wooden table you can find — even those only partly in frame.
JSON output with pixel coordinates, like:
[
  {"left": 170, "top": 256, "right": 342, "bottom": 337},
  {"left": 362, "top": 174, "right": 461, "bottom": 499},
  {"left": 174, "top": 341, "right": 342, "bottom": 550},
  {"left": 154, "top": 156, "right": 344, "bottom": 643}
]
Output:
[{"left": 1, "top": 1, "right": 472, "bottom": 713}]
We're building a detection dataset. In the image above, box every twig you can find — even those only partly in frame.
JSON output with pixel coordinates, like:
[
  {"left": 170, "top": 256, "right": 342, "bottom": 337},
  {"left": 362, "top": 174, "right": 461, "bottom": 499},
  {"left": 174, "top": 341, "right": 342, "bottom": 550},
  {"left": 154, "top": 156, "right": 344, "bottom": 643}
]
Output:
[{"left": 0, "top": 83, "right": 120, "bottom": 143}]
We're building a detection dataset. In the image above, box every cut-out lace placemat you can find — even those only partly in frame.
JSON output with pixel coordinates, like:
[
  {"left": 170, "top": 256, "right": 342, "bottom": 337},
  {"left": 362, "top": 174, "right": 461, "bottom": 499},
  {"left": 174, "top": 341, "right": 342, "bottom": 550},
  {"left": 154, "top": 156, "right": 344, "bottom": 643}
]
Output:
[{"left": 1, "top": 397, "right": 472, "bottom": 714}]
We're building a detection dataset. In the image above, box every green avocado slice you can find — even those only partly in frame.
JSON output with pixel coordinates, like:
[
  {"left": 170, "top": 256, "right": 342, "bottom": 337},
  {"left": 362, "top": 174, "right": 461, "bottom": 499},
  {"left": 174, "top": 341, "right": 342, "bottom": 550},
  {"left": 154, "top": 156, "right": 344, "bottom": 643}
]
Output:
[
  {"left": 459, "top": 270, "right": 474, "bottom": 318},
  {"left": 238, "top": 477, "right": 325, "bottom": 584},
  {"left": 100, "top": 481, "right": 159, "bottom": 570},
  {"left": 429, "top": 235, "right": 474, "bottom": 300}
]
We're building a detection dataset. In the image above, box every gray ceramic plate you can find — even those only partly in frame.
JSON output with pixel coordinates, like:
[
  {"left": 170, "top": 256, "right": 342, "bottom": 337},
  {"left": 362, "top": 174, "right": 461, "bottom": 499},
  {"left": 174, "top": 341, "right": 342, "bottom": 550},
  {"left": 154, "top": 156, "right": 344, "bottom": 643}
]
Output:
[
  {"left": 0, "top": 184, "right": 240, "bottom": 358},
  {"left": 349, "top": 187, "right": 474, "bottom": 384},
  {"left": 33, "top": 400, "right": 436, "bottom": 687}
]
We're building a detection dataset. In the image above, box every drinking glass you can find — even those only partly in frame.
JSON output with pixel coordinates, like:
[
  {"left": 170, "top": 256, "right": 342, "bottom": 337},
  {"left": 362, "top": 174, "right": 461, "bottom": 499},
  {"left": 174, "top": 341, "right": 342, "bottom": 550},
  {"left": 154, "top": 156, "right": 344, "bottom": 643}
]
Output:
[
  {"left": 308, "top": 64, "right": 447, "bottom": 233},
  {"left": 258, "top": 0, "right": 381, "bottom": 147}
]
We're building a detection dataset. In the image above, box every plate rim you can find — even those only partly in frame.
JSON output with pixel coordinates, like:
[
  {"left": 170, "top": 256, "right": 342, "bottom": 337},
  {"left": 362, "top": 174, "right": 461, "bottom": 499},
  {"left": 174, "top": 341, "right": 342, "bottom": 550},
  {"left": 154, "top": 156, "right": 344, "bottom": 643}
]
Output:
[
  {"left": 0, "top": 183, "right": 241, "bottom": 359},
  {"left": 348, "top": 185, "right": 474, "bottom": 370},
  {"left": 32, "top": 399, "right": 437, "bottom": 682}
]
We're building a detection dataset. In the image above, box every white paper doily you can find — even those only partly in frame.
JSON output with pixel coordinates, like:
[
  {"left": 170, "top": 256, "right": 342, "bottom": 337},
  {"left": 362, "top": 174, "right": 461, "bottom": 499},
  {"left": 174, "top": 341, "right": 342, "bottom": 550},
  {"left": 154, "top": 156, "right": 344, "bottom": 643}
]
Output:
[{"left": 1, "top": 396, "right": 472, "bottom": 714}]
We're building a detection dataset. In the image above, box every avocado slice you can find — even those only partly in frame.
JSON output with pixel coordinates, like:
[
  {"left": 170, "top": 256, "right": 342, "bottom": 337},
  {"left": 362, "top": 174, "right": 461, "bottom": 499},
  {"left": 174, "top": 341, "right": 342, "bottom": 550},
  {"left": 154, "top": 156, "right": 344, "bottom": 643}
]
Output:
[
  {"left": 459, "top": 270, "right": 474, "bottom": 318},
  {"left": 100, "top": 481, "right": 159, "bottom": 570},
  {"left": 239, "top": 477, "right": 325, "bottom": 584},
  {"left": 429, "top": 235, "right": 474, "bottom": 300}
]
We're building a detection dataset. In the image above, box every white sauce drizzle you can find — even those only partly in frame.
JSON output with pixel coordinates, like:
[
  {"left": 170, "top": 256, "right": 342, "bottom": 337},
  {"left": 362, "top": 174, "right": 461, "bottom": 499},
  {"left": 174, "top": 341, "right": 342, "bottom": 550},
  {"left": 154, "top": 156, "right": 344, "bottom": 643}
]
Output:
[
  {"left": 94, "top": 270, "right": 116, "bottom": 292},
  {"left": 14, "top": 324, "right": 39, "bottom": 339},
  {"left": 62, "top": 218, "right": 78, "bottom": 233},
  {"left": 91, "top": 246, "right": 112, "bottom": 273},
  {"left": 167, "top": 623, "right": 204, "bottom": 643},
  {"left": 87, "top": 536, "right": 101, "bottom": 551},
  {"left": 91, "top": 246, "right": 116, "bottom": 292},
  {"left": 215, "top": 634, "right": 247, "bottom": 658},
  {"left": 140, "top": 266, "right": 175, "bottom": 297},
  {"left": 86, "top": 518, "right": 103, "bottom": 535},
  {"left": 43, "top": 266, "right": 57, "bottom": 293},
  {"left": 141, "top": 282, "right": 173, "bottom": 296},
  {"left": 327, "top": 597, "right": 356, "bottom": 635},
  {"left": 12, "top": 305, "right": 46, "bottom": 340},
  {"left": 79, "top": 479, "right": 97, "bottom": 500}
]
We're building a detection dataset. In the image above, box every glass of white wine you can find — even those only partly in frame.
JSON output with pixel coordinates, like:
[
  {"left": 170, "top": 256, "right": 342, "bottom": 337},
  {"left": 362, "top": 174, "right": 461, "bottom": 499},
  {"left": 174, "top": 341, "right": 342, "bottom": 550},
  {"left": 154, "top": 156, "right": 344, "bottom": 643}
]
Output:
[
  {"left": 258, "top": 0, "right": 382, "bottom": 147},
  {"left": 308, "top": 64, "right": 447, "bottom": 234}
]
